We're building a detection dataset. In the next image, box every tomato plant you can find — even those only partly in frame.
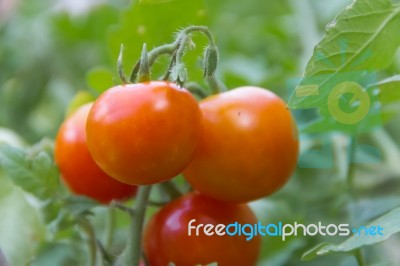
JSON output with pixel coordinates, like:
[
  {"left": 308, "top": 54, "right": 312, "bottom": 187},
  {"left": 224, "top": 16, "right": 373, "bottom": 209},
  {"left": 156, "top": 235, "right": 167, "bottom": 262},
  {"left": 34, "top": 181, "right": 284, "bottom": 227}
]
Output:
[
  {"left": 184, "top": 86, "right": 299, "bottom": 203},
  {"left": 55, "top": 103, "right": 137, "bottom": 204},
  {"left": 86, "top": 81, "right": 202, "bottom": 185},
  {"left": 2, "top": 1, "right": 400, "bottom": 265},
  {"left": 143, "top": 192, "right": 261, "bottom": 266}
]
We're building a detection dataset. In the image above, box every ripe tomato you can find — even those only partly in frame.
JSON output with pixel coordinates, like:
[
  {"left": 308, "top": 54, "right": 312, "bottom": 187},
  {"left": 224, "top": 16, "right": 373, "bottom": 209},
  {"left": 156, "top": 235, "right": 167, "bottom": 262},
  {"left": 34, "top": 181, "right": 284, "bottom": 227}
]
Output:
[
  {"left": 86, "top": 81, "right": 202, "bottom": 185},
  {"left": 143, "top": 192, "right": 261, "bottom": 266},
  {"left": 183, "top": 86, "right": 299, "bottom": 203},
  {"left": 55, "top": 103, "right": 137, "bottom": 204}
]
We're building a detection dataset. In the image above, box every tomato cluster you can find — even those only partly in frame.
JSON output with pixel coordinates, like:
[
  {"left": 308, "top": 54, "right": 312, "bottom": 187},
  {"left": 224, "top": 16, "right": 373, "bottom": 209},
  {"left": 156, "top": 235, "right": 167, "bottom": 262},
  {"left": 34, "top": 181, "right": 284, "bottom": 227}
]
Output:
[{"left": 55, "top": 78, "right": 298, "bottom": 265}]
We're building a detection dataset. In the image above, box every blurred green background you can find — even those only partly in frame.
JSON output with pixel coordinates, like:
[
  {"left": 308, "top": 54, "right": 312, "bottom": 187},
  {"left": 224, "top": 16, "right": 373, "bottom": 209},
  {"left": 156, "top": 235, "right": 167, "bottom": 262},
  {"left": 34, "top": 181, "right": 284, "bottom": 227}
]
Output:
[{"left": 1, "top": 0, "right": 400, "bottom": 265}]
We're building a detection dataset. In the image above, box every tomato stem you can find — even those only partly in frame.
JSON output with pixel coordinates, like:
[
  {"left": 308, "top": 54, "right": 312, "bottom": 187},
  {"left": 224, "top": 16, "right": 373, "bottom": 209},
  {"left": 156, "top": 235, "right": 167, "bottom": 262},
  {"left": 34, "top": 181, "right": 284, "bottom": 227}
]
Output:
[
  {"left": 111, "top": 200, "right": 135, "bottom": 216},
  {"left": 207, "top": 76, "right": 227, "bottom": 94},
  {"left": 129, "top": 43, "right": 177, "bottom": 83},
  {"left": 128, "top": 26, "right": 226, "bottom": 90},
  {"left": 161, "top": 52, "right": 177, "bottom": 81},
  {"left": 181, "top": 25, "right": 217, "bottom": 47},
  {"left": 159, "top": 180, "right": 182, "bottom": 200},
  {"left": 104, "top": 208, "right": 115, "bottom": 249},
  {"left": 118, "top": 44, "right": 128, "bottom": 84},
  {"left": 354, "top": 249, "right": 367, "bottom": 266},
  {"left": 117, "top": 185, "right": 152, "bottom": 266},
  {"left": 185, "top": 82, "right": 208, "bottom": 99},
  {"left": 129, "top": 59, "right": 140, "bottom": 83},
  {"left": 138, "top": 43, "right": 151, "bottom": 82},
  {"left": 148, "top": 43, "right": 177, "bottom": 65},
  {"left": 346, "top": 134, "right": 357, "bottom": 188},
  {"left": 79, "top": 217, "right": 98, "bottom": 266}
]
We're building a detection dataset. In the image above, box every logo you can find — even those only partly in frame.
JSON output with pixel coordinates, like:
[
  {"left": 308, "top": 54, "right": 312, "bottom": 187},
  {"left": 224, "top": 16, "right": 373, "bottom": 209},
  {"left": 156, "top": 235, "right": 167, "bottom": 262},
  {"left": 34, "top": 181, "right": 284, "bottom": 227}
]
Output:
[{"left": 188, "top": 219, "right": 384, "bottom": 241}]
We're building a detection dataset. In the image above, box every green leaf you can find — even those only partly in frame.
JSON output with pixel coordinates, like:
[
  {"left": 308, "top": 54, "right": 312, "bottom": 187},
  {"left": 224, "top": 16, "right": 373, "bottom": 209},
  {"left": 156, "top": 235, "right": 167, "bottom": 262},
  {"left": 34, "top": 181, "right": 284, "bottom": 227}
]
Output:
[
  {"left": 0, "top": 173, "right": 45, "bottom": 266},
  {"left": 0, "top": 127, "right": 25, "bottom": 147},
  {"left": 302, "top": 206, "right": 400, "bottom": 261},
  {"left": 289, "top": 0, "right": 400, "bottom": 109},
  {"left": 31, "top": 242, "right": 82, "bottom": 266},
  {"left": 86, "top": 67, "right": 115, "bottom": 94},
  {"left": 0, "top": 143, "right": 59, "bottom": 200},
  {"left": 62, "top": 195, "right": 99, "bottom": 217},
  {"left": 369, "top": 75, "right": 400, "bottom": 104},
  {"left": 140, "top": 0, "right": 175, "bottom": 4}
]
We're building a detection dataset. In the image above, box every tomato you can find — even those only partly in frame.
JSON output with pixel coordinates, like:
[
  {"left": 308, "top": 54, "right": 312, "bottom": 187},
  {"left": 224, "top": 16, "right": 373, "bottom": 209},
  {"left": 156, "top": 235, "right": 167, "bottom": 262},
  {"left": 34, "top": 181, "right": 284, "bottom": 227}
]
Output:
[
  {"left": 143, "top": 192, "right": 261, "bottom": 266},
  {"left": 55, "top": 103, "right": 137, "bottom": 204},
  {"left": 183, "top": 86, "right": 299, "bottom": 203},
  {"left": 86, "top": 81, "right": 202, "bottom": 185}
]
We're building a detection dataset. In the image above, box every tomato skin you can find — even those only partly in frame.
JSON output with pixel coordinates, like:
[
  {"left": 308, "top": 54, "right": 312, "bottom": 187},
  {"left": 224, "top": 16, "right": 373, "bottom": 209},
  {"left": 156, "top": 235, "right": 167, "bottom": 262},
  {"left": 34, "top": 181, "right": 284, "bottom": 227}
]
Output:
[
  {"left": 55, "top": 103, "right": 137, "bottom": 204},
  {"left": 143, "top": 192, "right": 261, "bottom": 266},
  {"left": 86, "top": 81, "right": 202, "bottom": 185},
  {"left": 183, "top": 86, "right": 299, "bottom": 203}
]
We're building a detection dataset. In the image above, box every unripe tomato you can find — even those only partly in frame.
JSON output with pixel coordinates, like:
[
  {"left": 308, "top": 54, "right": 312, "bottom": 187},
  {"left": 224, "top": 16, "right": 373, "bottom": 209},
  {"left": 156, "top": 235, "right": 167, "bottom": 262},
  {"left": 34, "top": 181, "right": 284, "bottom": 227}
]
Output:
[
  {"left": 184, "top": 87, "right": 299, "bottom": 203},
  {"left": 143, "top": 192, "right": 261, "bottom": 266},
  {"left": 55, "top": 103, "right": 137, "bottom": 204},
  {"left": 86, "top": 81, "right": 202, "bottom": 185}
]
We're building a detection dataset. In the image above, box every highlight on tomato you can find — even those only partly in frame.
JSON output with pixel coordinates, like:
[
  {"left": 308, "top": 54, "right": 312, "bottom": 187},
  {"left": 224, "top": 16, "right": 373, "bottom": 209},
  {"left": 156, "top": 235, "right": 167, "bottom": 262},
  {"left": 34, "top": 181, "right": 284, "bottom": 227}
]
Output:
[{"left": 86, "top": 81, "right": 203, "bottom": 186}]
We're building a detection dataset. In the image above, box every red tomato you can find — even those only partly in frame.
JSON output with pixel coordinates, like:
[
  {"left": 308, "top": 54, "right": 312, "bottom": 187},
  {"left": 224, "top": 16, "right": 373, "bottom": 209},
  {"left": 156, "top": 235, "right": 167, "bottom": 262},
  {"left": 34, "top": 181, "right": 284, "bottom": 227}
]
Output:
[
  {"left": 86, "top": 81, "right": 202, "bottom": 185},
  {"left": 143, "top": 192, "right": 261, "bottom": 266},
  {"left": 55, "top": 103, "right": 137, "bottom": 204},
  {"left": 183, "top": 86, "right": 299, "bottom": 203}
]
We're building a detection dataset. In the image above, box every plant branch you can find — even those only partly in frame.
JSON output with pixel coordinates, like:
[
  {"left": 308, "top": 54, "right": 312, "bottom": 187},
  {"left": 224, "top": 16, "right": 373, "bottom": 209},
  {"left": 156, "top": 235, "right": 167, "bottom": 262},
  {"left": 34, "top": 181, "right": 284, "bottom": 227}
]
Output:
[
  {"left": 116, "top": 185, "right": 152, "bottom": 266},
  {"left": 159, "top": 180, "right": 182, "bottom": 200},
  {"left": 79, "top": 218, "right": 98, "bottom": 266},
  {"left": 355, "top": 248, "right": 367, "bottom": 266},
  {"left": 110, "top": 201, "right": 135, "bottom": 216},
  {"left": 347, "top": 134, "right": 357, "bottom": 188},
  {"left": 118, "top": 44, "right": 128, "bottom": 84},
  {"left": 104, "top": 208, "right": 115, "bottom": 249}
]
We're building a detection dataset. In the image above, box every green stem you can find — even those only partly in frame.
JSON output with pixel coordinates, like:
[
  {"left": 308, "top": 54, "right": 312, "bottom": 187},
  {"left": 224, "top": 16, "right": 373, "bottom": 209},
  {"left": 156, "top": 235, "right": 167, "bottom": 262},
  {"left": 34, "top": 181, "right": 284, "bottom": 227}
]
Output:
[
  {"left": 104, "top": 208, "right": 115, "bottom": 249},
  {"left": 79, "top": 218, "right": 97, "bottom": 266},
  {"left": 174, "top": 26, "right": 217, "bottom": 68},
  {"left": 207, "top": 76, "right": 226, "bottom": 94},
  {"left": 129, "top": 43, "right": 177, "bottom": 83},
  {"left": 129, "top": 60, "right": 140, "bottom": 83},
  {"left": 181, "top": 25, "right": 216, "bottom": 47},
  {"left": 129, "top": 26, "right": 221, "bottom": 86},
  {"left": 148, "top": 43, "right": 177, "bottom": 66},
  {"left": 185, "top": 82, "right": 208, "bottom": 99},
  {"left": 138, "top": 43, "right": 150, "bottom": 83},
  {"left": 111, "top": 200, "right": 135, "bottom": 216},
  {"left": 355, "top": 249, "right": 367, "bottom": 266},
  {"left": 347, "top": 135, "right": 357, "bottom": 188},
  {"left": 161, "top": 52, "right": 177, "bottom": 81},
  {"left": 147, "top": 199, "right": 169, "bottom": 207},
  {"left": 370, "top": 128, "right": 400, "bottom": 173},
  {"left": 118, "top": 44, "right": 128, "bottom": 84},
  {"left": 118, "top": 185, "right": 152, "bottom": 266},
  {"left": 159, "top": 180, "right": 182, "bottom": 200},
  {"left": 97, "top": 239, "right": 114, "bottom": 265}
]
